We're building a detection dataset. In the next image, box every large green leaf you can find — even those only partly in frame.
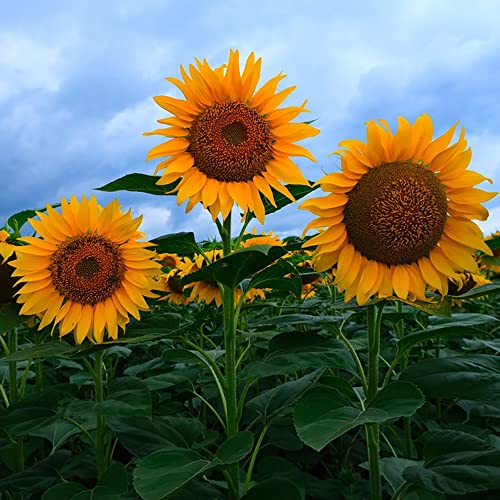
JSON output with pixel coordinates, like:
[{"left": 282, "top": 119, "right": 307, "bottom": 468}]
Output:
[
  {"left": 294, "top": 381, "right": 424, "bottom": 451},
  {"left": 41, "top": 463, "right": 128, "bottom": 500},
  {"left": 247, "top": 370, "right": 322, "bottom": 422},
  {"left": 182, "top": 245, "right": 287, "bottom": 288},
  {"left": 133, "top": 448, "right": 213, "bottom": 500},
  {"left": 400, "top": 354, "right": 500, "bottom": 400},
  {"left": 403, "top": 430, "right": 500, "bottom": 494},
  {"left": 215, "top": 431, "right": 254, "bottom": 464},
  {"left": 243, "top": 478, "right": 303, "bottom": 500},
  {"left": 250, "top": 313, "right": 347, "bottom": 330},
  {"left": 97, "top": 377, "right": 152, "bottom": 418},
  {"left": 245, "top": 259, "right": 302, "bottom": 298},
  {"left": 96, "top": 173, "right": 179, "bottom": 196},
  {"left": 0, "top": 450, "right": 71, "bottom": 494},
  {"left": 29, "top": 418, "right": 81, "bottom": 452},
  {"left": 241, "top": 332, "right": 356, "bottom": 379},
  {"left": 397, "top": 313, "right": 498, "bottom": 354},
  {"left": 452, "top": 282, "right": 500, "bottom": 299},
  {"left": 150, "top": 232, "right": 201, "bottom": 257},
  {"left": 486, "top": 235, "right": 500, "bottom": 251}
]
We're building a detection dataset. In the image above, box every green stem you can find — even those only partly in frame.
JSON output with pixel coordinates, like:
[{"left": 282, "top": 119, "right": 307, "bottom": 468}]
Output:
[
  {"left": 8, "top": 329, "right": 18, "bottom": 404},
  {"left": 243, "top": 422, "right": 271, "bottom": 494},
  {"left": 7, "top": 329, "right": 24, "bottom": 475},
  {"left": 365, "top": 304, "right": 382, "bottom": 500},
  {"left": 395, "top": 301, "right": 412, "bottom": 457},
  {"left": 220, "top": 213, "right": 240, "bottom": 498},
  {"left": 94, "top": 350, "right": 107, "bottom": 481}
]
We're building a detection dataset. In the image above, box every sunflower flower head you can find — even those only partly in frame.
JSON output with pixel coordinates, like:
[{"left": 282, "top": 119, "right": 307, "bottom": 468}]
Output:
[
  {"left": 145, "top": 49, "right": 319, "bottom": 224},
  {"left": 10, "top": 195, "right": 161, "bottom": 344},
  {"left": 301, "top": 114, "right": 497, "bottom": 305}
]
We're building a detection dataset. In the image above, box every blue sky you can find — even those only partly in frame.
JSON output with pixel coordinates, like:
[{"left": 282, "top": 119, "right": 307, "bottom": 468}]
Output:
[{"left": 1, "top": 0, "right": 499, "bottom": 242}]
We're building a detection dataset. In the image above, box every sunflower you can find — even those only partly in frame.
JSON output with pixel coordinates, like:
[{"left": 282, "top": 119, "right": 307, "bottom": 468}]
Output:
[
  {"left": 0, "top": 229, "right": 16, "bottom": 263},
  {"left": 158, "top": 254, "right": 193, "bottom": 305},
  {"left": 301, "top": 114, "right": 497, "bottom": 305},
  {"left": 447, "top": 272, "right": 490, "bottom": 296},
  {"left": 10, "top": 195, "right": 160, "bottom": 343},
  {"left": 145, "top": 49, "right": 319, "bottom": 224},
  {"left": 240, "top": 229, "right": 283, "bottom": 248}
]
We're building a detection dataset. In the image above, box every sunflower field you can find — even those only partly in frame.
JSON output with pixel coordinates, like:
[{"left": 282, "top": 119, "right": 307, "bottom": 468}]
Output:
[{"left": 1, "top": 50, "right": 499, "bottom": 500}]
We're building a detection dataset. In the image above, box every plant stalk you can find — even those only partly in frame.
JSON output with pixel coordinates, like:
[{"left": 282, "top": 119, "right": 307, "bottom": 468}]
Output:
[
  {"left": 365, "top": 304, "right": 382, "bottom": 500},
  {"left": 220, "top": 214, "right": 240, "bottom": 498},
  {"left": 94, "top": 349, "right": 107, "bottom": 481},
  {"left": 8, "top": 329, "right": 24, "bottom": 475}
]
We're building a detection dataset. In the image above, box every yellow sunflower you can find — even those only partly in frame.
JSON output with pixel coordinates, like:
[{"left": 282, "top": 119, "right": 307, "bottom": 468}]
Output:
[
  {"left": 10, "top": 195, "right": 160, "bottom": 343},
  {"left": 157, "top": 254, "right": 193, "bottom": 305},
  {"left": 0, "top": 229, "right": 16, "bottom": 264},
  {"left": 240, "top": 229, "right": 283, "bottom": 248},
  {"left": 301, "top": 114, "right": 497, "bottom": 305},
  {"left": 145, "top": 49, "right": 319, "bottom": 224}
]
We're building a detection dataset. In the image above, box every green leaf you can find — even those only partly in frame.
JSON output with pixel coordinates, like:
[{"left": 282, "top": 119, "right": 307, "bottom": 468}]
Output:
[
  {"left": 96, "top": 173, "right": 179, "bottom": 196},
  {"left": 29, "top": 418, "right": 81, "bottom": 452},
  {"left": 247, "top": 369, "right": 323, "bottom": 422},
  {"left": 41, "top": 482, "right": 86, "bottom": 500},
  {"left": 242, "top": 478, "right": 303, "bottom": 500},
  {"left": 251, "top": 313, "right": 347, "bottom": 330},
  {"left": 486, "top": 235, "right": 500, "bottom": 251},
  {"left": 6, "top": 203, "right": 61, "bottom": 234},
  {"left": 450, "top": 282, "right": 500, "bottom": 299},
  {"left": 260, "top": 183, "right": 319, "bottom": 217},
  {"left": 97, "top": 377, "right": 152, "bottom": 418},
  {"left": 151, "top": 232, "right": 201, "bottom": 257},
  {"left": 215, "top": 431, "right": 254, "bottom": 464},
  {"left": 397, "top": 313, "right": 498, "bottom": 354},
  {"left": 458, "top": 399, "right": 500, "bottom": 418},
  {"left": 143, "top": 368, "right": 198, "bottom": 391},
  {"left": 241, "top": 332, "right": 356, "bottom": 379},
  {"left": 7, "top": 340, "right": 74, "bottom": 361},
  {"left": 404, "top": 462, "right": 500, "bottom": 496},
  {"left": 245, "top": 259, "right": 302, "bottom": 298},
  {"left": 400, "top": 354, "right": 500, "bottom": 400},
  {"left": 133, "top": 448, "right": 212, "bottom": 500},
  {"left": 0, "top": 450, "right": 71, "bottom": 494},
  {"left": 182, "top": 245, "right": 287, "bottom": 288},
  {"left": 294, "top": 381, "right": 424, "bottom": 451},
  {"left": 378, "top": 457, "right": 423, "bottom": 493},
  {"left": 391, "top": 296, "right": 452, "bottom": 318},
  {"left": 108, "top": 417, "right": 181, "bottom": 457}
]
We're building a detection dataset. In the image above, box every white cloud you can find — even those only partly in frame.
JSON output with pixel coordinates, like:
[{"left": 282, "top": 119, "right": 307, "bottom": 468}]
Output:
[
  {"left": 0, "top": 31, "right": 71, "bottom": 102},
  {"left": 132, "top": 203, "right": 173, "bottom": 240}
]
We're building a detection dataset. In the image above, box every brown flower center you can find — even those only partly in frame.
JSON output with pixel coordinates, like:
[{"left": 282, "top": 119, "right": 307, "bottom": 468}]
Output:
[
  {"left": 50, "top": 233, "right": 125, "bottom": 305},
  {"left": 344, "top": 161, "right": 448, "bottom": 265},
  {"left": 189, "top": 100, "right": 273, "bottom": 182}
]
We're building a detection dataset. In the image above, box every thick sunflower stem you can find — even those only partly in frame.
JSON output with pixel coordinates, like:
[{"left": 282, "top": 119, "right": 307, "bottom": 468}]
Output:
[
  {"left": 8, "top": 329, "right": 24, "bottom": 475},
  {"left": 220, "top": 214, "right": 240, "bottom": 498},
  {"left": 395, "top": 300, "right": 412, "bottom": 457},
  {"left": 94, "top": 350, "right": 107, "bottom": 481},
  {"left": 365, "top": 304, "right": 382, "bottom": 500}
]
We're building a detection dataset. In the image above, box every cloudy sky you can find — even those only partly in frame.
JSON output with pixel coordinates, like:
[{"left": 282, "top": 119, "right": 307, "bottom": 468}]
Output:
[{"left": 1, "top": 0, "right": 499, "bottom": 243}]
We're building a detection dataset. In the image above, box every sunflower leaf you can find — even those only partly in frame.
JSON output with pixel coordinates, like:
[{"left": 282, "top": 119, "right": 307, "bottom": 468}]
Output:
[
  {"left": 151, "top": 232, "right": 202, "bottom": 257},
  {"left": 181, "top": 245, "right": 287, "bottom": 288},
  {"left": 257, "top": 183, "right": 319, "bottom": 217},
  {"left": 96, "top": 173, "right": 180, "bottom": 196}
]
